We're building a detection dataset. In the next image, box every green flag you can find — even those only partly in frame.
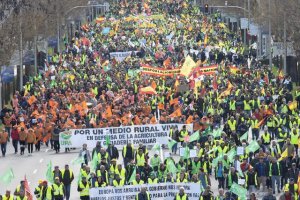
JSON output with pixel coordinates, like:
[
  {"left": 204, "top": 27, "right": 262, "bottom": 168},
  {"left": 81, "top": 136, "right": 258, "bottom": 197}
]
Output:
[
  {"left": 152, "top": 143, "right": 161, "bottom": 151},
  {"left": 211, "top": 128, "right": 222, "bottom": 138},
  {"left": 230, "top": 183, "right": 247, "bottom": 200},
  {"left": 128, "top": 167, "right": 136, "bottom": 183},
  {"left": 183, "top": 146, "right": 190, "bottom": 159},
  {"left": 71, "top": 156, "right": 84, "bottom": 166},
  {"left": 202, "top": 126, "right": 212, "bottom": 136},
  {"left": 46, "top": 161, "right": 53, "bottom": 183},
  {"left": 106, "top": 76, "right": 112, "bottom": 82},
  {"left": 103, "top": 65, "right": 111, "bottom": 72},
  {"left": 0, "top": 168, "right": 14, "bottom": 185},
  {"left": 239, "top": 131, "right": 248, "bottom": 142},
  {"left": 91, "top": 153, "right": 98, "bottom": 172},
  {"left": 227, "top": 148, "right": 237, "bottom": 163},
  {"left": 167, "top": 139, "right": 177, "bottom": 150},
  {"left": 246, "top": 140, "right": 260, "bottom": 153},
  {"left": 77, "top": 171, "right": 83, "bottom": 184},
  {"left": 166, "top": 159, "right": 177, "bottom": 175},
  {"left": 189, "top": 131, "right": 200, "bottom": 142},
  {"left": 105, "top": 135, "right": 111, "bottom": 146}
]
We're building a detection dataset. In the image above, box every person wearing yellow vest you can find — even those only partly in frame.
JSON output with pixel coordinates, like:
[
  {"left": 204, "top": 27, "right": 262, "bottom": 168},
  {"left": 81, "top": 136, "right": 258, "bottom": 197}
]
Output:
[
  {"left": 96, "top": 165, "right": 109, "bottom": 185},
  {"left": 174, "top": 187, "right": 189, "bottom": 200},
  {"left": 227, "top": 116, "right": 236, "bottom": 133},
  {"left": 15, "top": 191, "right": 27, "bottom": 200},
  {"left": 136, "top": 187, "right": 151, "bottom": 200},
  {"left": 77, "top": 176, "right": 90, "bottom": 200},
  {"left": 34, "top": 180, "right": 43, "bottom": 200},
  {"left": 164, "top": 173, "right": 175, "bottom": 183},
  {"left": 148, "top": 172, "right": 158, "bottom": 184},
  {"left": 243, "top": 97, "right": 252, "bottom": 114},
  {"left": 109, "top": 159, "right": 118, "bottom": 181},
  {"left": 112, "top": 174, "right": 125, "bottom": 187},
  {"left": 132, "top": 174, "right": 145, "bottom": 185},
  {"left": 179, "top": 125, "right": 189, "bottom": 144},
  {"left": 61, "top": 164, "right": 74, "bottom": 200},
  {"left": 269, "top": 141, "right": 281, "bottom": 158},
  {"left": 251, "top": 115, "right": 259, "bottom": 140},
  {"left": 135, "top": 149, "right": 146, "bottom": 174},
  {"left": 290, "top": 129, "right": 299, "bottom": 155},
  {"left": 41, "top": 181, "right": 52, "bottom": 200},
  {"left": 14, "top": 181, "right": 25, "bottom": 197},
  {"left": 229, "top": 99, "right": 236, "bottom": 113},
  {"left": 266, "top": 116, "right": 275, "bottom": 140},
  {"left": 277, "top": 128, "right": 288, "bottom": 148},
  {"left": 115, "top": 164, "right": 126, "bottom": 180},
  {"left": 95, "top": 176, "right": 107, "bottom": 187},
  {"left": 2, "top": 190, "right": 14, "bottom": 200},
  {"left": 176, "top": 172, "right": 188, "bottom": 183},
  {"left": 261, "top": 131, "right": 271, "bottom": 146},
  {"left": 284, "top": 178, "right": 298, "bottom": 200},
  {"left": 52, "top": 177, "right": 64, "bottom": 200},
  {"left": 122, "top": 143, "right": 135, "bottom": 167}
]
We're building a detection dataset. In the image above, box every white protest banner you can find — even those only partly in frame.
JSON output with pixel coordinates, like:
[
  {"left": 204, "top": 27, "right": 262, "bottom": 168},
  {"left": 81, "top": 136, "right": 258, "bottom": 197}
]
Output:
[
  {"left": 109, "top": 51, "right": 139, "bottom": 62},
  {"left": 60, "top": 124, "right": 193, "bottom": 150},
  {"left": 89, "top": 182, "right": 200, "bottom": 200}
]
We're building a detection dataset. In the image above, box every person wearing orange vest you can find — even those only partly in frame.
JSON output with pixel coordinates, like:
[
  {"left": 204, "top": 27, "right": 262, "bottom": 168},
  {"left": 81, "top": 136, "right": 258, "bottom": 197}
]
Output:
[
  {"left": 26, "top": 128, "right": 36, "bottom": 156},
  {"left": 0, "top": 128, "right": 9, "bottom": 157}
]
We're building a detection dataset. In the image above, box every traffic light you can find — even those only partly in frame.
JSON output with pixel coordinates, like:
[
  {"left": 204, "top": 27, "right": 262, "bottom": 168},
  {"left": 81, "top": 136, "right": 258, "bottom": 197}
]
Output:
[{"left": 204, "top": 4, "right": 209, "bottom": 14}]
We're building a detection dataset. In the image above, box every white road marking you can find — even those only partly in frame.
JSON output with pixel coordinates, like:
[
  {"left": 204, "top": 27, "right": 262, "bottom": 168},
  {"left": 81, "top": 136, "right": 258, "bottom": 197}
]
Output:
[
  {"left": 33, "top": 169, "right": 38, "bottom": 174},
  {"left": 39, "top": 158, "right": 44, "bottom": 163}
]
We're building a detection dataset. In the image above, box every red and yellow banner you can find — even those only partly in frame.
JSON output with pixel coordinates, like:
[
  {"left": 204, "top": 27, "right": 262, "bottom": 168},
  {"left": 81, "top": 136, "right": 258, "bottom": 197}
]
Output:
[
  {"left": 141, "top": 65, "right": 181, "bottom": 77},
  {"left": 192, "top": 65, "right": 218, "bottom": 76}
]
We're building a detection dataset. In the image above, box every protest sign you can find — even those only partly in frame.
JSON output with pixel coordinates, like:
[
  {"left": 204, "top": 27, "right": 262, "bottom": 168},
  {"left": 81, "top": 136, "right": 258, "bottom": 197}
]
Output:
[
  {"left": 89, "top": 183, "right": 200, "bottom": 200},
  {"left": 60, "top": 124, "right": 193, "bottom": 150},
  {"left": 141, "top": 65, "right": 181, "bottom": 77},
  {"left": 110, "top": 51, "right": 139, "bottom": 62}
]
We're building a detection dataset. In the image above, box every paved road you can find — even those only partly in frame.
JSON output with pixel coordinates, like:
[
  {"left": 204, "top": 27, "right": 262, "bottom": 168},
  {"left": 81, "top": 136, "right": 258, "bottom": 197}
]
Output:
[{"left": 0, "top": 141, "right": 283, "bottom": 199}]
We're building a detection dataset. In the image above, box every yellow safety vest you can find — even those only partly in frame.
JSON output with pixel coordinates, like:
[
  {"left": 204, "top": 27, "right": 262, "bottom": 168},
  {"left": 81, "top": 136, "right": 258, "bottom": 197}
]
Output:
[
  {"left": 61, "top": 169, "right": 73, "bottom": 180},
  {"left": 132, "top": 179, "right": 145, "bottom": 185},
  {"left": 291, "top": 133, "right": 299, "bottom": 145},
  {"left": 78, "top": 182, "right": 90, "bottom": 197},
  {"left": 176, "top": 194, "right": 187, "bottom": 200},
  {"left": 244, "top": 100, "right": 251, "bottom": 111},
  {"left": 2, "top": 196, "right": 14, "bottom": 200},
  {"left": 147, "top": 178, "right": 158, "bottom": 184},
  {"left": 52, "top": 183, "right": 64, "bottom": 196},
  {"left": 176, "top": 178, "right": 188, "bottom": 183},
  {"left": 251, "top": 119, "right": 258, "bottom": 129},
  {"left": 136, "top": 154, "right": 145, "bottom": 166},
  {"left": 228, "top": 120, "right": 236, "bottom": 131},
  {"left": 115, "top": 168, "right": 126, "bottom": 180},
  {"left": 113, "top": 179, "right": 125, "bottom": 186},
  {"left": 262, "top": 133, "right": 270, "bottom": 143}
]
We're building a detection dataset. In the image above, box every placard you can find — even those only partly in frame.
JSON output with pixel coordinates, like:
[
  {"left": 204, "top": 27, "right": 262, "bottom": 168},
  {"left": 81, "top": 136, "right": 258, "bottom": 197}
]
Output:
[{"left": 60, "top": 124, "right": 193, "bottom": 150}]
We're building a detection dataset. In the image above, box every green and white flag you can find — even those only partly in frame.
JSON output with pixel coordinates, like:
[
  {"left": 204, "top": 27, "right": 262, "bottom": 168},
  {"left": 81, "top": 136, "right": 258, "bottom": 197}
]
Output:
[
  {"left": 189, "top": 131, "right": 200, "bottom": 142},
  {"left": 0, "top": 168, "right": 14, "bottom": 185}
]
